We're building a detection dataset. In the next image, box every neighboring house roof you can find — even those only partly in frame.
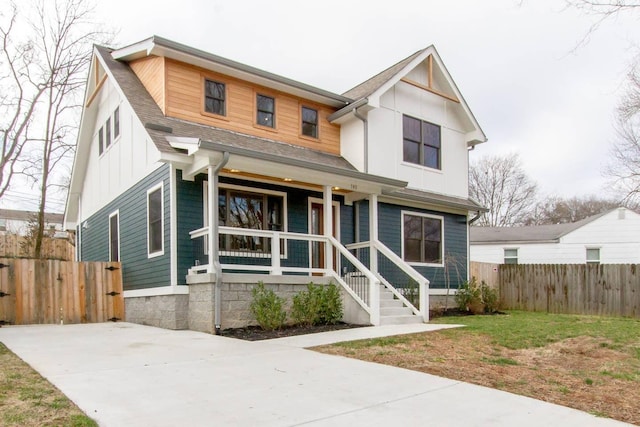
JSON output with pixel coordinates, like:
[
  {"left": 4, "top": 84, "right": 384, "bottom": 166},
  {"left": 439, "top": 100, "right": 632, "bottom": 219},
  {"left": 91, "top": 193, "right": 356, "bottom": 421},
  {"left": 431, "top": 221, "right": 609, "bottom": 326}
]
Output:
[
  {"left": 470, "top": 210, "right": 614, "bottom": 244},
  {"left": 0, "top": 209, "right": 63, "bottom": 224}
]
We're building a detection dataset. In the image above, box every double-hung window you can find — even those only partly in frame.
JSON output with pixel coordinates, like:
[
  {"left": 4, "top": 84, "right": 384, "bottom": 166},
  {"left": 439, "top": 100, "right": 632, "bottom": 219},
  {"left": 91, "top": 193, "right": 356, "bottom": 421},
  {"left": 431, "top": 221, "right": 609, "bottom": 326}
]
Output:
[
  {"left": 113, "top": 107, "right": 120, "bottom": 139},
  {"left": 147, "top": 184, "right": 164, "bottom": 257},
  {"left": 204, "top": 79, "right": 226, "bottom": 116},
  {"left": 402, "top": 212, "right": 443, "bottom": 265},
  {"left": 256, "top": 94, "right": 275, "bottom": 128},
  {"left": 98, "top": 127, "right": 104, "bottom": 155},
  {"left": 403, "top": 115, "right": 441, "bottom": 169},
  {"left": 301, "top": 106, "right": 318, "bottom": 138},
  {"left": 504, "top": 248, "right": 518, "bottom": 264}
]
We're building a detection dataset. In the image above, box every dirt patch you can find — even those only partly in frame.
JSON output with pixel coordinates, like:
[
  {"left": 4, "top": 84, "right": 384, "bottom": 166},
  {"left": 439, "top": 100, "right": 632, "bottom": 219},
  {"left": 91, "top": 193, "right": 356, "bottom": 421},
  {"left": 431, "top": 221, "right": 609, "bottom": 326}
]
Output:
[
  {"left": 314, "top": 333, "right": 640, "bottom": 424},
  {"left": 221, "top": 322, "right": 365, "bottom": 341}
]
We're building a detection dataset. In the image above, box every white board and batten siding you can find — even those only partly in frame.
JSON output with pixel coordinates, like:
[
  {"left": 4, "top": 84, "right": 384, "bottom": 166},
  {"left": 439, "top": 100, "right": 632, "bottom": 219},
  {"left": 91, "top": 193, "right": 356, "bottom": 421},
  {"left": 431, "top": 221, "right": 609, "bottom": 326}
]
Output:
[
  {"left": 340, "top": 61, "right": 471, "bottom": 199},
  {"left": 80, "top": 76, "right": 163, "bottom": 221},
  {"left": 470, "top": 208, "right": 640, "bottom": 264}
]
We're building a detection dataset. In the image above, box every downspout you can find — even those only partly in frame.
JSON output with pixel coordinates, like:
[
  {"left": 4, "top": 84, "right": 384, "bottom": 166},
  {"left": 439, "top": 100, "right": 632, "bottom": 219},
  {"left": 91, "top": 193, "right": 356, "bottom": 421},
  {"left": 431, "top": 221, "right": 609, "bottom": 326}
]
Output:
[
  {"left": 353, "top": 107, "right": 368, "bottom": 173},
  {"left": 468, "top": 210, "right": 483, "bottom": 225},
  {"left": 211, "top": 152, "right": 230, "bottom": 335}
]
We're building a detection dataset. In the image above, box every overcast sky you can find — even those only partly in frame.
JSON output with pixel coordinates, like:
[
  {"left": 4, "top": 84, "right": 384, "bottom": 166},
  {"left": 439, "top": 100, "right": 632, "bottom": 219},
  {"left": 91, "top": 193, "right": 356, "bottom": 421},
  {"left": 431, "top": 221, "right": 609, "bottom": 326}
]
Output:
[
  {"left": 94, "top": 0, "right": 638, "bottom": 200},
  {"left": 10, "top": 0, "right": 638, "bottom": 213}
]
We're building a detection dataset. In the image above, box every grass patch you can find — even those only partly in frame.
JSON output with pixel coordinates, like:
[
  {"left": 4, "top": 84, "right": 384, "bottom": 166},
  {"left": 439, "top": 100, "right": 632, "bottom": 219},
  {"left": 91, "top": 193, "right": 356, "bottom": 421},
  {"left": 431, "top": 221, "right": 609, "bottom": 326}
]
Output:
[
  {"left": 482, "top": 356, "right": 519, "bottom": 366},
  {"left": 0, "top": 342, "right": 97, "bottom": 427},
  {"left": 432, "top": 310, "right": 640, "bottom": 351}
]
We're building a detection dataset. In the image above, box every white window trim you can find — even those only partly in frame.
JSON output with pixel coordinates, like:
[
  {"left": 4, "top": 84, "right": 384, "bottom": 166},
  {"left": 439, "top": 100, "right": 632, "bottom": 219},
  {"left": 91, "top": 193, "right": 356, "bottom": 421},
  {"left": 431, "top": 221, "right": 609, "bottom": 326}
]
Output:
[
  {"left": 586, "top": 246, "right": 601, "bottom": 264},
  {"left": 204, "top": 182, "right": 288, "bottom": 258},
  {"left": 147, "top": 182, "right": 165, "bottom": 258},
  {"left": 113, "top": 105, "right": 121, "bottom": 144},
  {"left": 504, "top": 247, "right": 518, "bottom": 264},
  {"left": 401, "top": 210, "right": 445, "bottom": 268},
  {"left": 108, "top": 210, "right": 120, "bottom": 262}
]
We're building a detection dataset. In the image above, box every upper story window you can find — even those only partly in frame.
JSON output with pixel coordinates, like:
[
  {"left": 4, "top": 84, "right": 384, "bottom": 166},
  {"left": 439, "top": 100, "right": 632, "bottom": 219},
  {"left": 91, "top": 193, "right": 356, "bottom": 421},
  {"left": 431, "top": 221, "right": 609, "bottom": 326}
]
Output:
[
  {"left": 301, "top": 106, "right": 318, "bottom": 138},
  {"left": 113, "top": 106, "right": 120, "bottom": 139},
  {"left": 105, "top": 117, "right": 112, "bottom": 149},
  {"left": 204, "top": 79, "right": 226, "bottom": 116},
  {"left": 98, "top": 127, "right": 104, "bottom": 155},
  {"left": 403, "top": 115, "right": 441, "bottom": 170},
  {"left": 504, "top": 248, "right": 518, "bottom": 264},
  {"left": 402, "top": 212, "right": 443, "bottom": 265},
  {"left": 256, "top": 94, "right": 275, "bottom": 128},
  {"left": 586, "top": 248, "right": 600, "bottom": 265}
]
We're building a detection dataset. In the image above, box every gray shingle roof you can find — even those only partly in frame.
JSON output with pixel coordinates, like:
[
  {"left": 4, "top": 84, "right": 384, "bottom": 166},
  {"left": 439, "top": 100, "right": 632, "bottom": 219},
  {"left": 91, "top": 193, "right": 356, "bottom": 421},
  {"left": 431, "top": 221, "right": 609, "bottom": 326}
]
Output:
[
  {"left": 383, "top": 188, "right": 487, "bottom": 212},
  {"left": 470, "top": 210, "right": 613, "bottom": 243},
  {"left": 95, "top": 46, "right": 359, "bottom": 172},
  {"left": 342, "top": 49, "right": 427, "bottom": 100}
]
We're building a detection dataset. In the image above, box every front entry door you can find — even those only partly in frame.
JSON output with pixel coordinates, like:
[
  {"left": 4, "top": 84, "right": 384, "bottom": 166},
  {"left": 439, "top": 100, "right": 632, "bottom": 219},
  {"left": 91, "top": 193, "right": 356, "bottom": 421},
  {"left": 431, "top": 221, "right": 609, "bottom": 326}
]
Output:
[{"left": 310, "top": 201, "right": 338, "bottom": 273}]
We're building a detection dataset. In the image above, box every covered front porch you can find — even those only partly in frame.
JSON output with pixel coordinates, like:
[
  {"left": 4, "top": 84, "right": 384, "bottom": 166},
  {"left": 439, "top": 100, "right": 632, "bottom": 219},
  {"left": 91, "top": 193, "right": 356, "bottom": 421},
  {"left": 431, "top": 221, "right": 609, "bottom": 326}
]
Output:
[{"left": 167, "top": 137, "right": 430, "bottom": 330}]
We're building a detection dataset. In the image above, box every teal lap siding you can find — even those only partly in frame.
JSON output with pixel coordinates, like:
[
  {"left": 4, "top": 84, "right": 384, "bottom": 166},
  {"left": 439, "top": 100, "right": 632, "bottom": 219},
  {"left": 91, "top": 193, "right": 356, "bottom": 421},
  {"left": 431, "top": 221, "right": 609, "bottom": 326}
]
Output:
[{"left": 81, "top": 164, "right": 171, "bottom": 291}]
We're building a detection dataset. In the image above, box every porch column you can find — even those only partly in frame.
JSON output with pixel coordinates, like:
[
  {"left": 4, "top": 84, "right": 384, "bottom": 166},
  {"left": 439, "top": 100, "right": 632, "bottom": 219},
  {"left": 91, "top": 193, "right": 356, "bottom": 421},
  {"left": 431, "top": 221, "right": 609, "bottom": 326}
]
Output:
[
  {"left": 323, "top": 185, "right": 333, "bottom": 273},
  {"left": 207, "top": 166, "right": 218, "bottom": 272},
  {"left": 369, "top": 194, "right": 378, "bottom": 273},
  {"left": 369, "top": 194, "right": 380, "bottom": 325}
]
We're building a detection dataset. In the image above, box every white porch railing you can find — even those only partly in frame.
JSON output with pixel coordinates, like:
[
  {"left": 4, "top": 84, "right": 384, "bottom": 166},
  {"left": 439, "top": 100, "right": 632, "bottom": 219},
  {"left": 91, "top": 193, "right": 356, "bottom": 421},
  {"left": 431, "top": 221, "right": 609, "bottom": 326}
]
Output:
[{"left": 189, "top": 226, "right": 381, "bottom": 323}]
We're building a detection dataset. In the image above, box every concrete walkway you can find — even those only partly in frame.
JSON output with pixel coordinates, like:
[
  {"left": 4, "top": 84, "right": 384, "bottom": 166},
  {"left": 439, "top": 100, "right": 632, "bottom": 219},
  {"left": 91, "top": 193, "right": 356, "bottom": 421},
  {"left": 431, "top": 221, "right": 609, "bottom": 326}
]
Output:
[{"left": 0, "top": 323, "right": 631, "bottom": 427}]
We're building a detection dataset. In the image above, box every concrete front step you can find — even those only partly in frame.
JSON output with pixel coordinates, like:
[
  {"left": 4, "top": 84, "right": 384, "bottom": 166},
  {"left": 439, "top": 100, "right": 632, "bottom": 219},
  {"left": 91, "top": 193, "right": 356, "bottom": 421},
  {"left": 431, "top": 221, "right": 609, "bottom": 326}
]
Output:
[
  {"left": 380, "top": 306, "right": 413, "bottom": 316},
  {"left": 380, "top": 298, "right": 403, "bottom": 308},
  {"left": 379, "top": 315, "right": 424, "bottom": 325}
]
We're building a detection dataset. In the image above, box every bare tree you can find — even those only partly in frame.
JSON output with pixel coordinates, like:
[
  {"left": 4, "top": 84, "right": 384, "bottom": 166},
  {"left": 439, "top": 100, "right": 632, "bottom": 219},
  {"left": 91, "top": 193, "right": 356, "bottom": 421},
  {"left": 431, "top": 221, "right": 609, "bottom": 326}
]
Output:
[
  {"left": 564, "top": 1, "right": 640, "bottom": 48},
  {"left": 1, "top": 0, "right": 112, "bottom": 257},
  {"left": 0, "top": 4, "right": 46, "bottom": 200},
  {"left": 523, "top": 195, "right": 621, "bottom": 225},
  {"left": 606, "top": 61, "right": 640, "bottom": 204},
  {"left": 469, "top": 153, "right": 538, "bottom": 227}
]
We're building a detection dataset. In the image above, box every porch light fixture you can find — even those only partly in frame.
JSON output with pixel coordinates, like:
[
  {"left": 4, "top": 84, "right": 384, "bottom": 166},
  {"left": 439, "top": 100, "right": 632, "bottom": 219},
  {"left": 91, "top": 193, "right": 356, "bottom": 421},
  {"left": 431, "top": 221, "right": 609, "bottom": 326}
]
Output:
[
  {"left": 229, "top": 169, "right": 240, "bottom": 173},
  {"left": 283, "top": 178, "right": 293, "bottom": 182},
  {"left": 333, "top": 186, "right": 340, "bottom": 191}
]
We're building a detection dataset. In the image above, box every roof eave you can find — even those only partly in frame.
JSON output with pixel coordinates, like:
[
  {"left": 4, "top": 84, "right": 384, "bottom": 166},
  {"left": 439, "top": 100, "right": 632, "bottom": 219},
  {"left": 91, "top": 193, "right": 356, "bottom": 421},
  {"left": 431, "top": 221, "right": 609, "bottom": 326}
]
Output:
[{"left": 112, "top": 36, "right": 352, "bottom": 108}]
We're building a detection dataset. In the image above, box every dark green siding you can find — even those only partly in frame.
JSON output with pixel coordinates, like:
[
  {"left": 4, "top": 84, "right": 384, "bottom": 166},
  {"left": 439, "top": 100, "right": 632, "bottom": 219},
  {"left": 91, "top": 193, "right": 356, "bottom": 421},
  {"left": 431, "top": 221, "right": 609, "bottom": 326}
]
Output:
[
  {"left": 81, "top": 164, "right": 171, "bottom": 291},
  {"left": 378, "top": 202, "right": 468, "bottom": 289},
  {"left": 175, "top": 173, "right": 349, "bottom": 281}
]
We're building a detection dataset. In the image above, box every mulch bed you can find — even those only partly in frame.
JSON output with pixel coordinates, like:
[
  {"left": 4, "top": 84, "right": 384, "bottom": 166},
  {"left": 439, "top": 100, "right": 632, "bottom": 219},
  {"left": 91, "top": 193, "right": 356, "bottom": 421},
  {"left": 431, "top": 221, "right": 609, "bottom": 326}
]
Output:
[{"left": 221, "top": 322, "right": 365, "bottom": 341}]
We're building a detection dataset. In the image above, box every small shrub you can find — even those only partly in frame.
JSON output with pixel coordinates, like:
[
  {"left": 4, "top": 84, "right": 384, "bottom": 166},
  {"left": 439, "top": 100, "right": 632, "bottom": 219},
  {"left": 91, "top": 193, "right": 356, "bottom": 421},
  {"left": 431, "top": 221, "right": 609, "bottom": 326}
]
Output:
[
  {"left": 480, "top": 280, "right": 500, "bottom": 313},
  {"left": 455, "top": 278, "right": 500, "bottom": 314},
  {"left": 250, "top": 282, "right": 286, "bottom": 330},
  {"left": 318, "top": 283, "right": 343, "bottom": 325},
  {"left": 402, "top": 279, "right": 419, "bottom": 308},
  {"left": 292, "top": 282, "right": 343, "bottom": 326},
  {"left": 455, "top": 278, "right": 481, "bottom": 312}
]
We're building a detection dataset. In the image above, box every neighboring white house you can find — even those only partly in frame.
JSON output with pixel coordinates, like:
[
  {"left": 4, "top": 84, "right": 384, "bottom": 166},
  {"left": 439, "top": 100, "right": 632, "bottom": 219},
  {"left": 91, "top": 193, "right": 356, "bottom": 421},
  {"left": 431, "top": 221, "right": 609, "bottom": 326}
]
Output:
[
  {"left": 0, "top": 209, "right": 64, "bottom": 236},
  {"left": 470, "top": 208, "right": 640, "bottom": 264}
]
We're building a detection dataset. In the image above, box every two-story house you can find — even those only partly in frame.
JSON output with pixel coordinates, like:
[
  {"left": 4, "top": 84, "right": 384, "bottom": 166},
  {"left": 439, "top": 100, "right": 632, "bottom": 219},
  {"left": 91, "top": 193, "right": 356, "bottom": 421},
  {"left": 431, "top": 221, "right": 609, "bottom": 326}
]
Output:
[{"left": 64, "top": 36, "right": 486, "bottom": 332}]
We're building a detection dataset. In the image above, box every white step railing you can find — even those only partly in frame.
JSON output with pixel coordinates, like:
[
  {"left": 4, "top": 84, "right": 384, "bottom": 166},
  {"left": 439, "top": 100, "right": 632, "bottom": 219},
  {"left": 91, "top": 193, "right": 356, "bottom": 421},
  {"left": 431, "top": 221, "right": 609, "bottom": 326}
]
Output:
[{"left": 345, "top": 240, "right": 429, "bottom": 322}]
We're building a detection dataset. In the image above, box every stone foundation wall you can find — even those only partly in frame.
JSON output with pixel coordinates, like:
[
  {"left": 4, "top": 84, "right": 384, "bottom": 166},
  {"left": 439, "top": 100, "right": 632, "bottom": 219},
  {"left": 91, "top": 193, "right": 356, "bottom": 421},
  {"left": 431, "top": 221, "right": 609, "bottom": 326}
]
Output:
[
  {"left": 125, "top": 294, "right": 189, "bottom": 330},
  {"left": 187, "top": 274, "right": 371, "bottom": 331}
]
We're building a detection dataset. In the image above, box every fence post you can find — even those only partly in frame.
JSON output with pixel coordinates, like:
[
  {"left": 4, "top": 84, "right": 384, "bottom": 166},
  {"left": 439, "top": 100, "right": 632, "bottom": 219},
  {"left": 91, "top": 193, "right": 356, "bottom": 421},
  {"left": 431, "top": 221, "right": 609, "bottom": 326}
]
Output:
[{"left": 369, "top": 277, "right": 380, "bottom": 325}]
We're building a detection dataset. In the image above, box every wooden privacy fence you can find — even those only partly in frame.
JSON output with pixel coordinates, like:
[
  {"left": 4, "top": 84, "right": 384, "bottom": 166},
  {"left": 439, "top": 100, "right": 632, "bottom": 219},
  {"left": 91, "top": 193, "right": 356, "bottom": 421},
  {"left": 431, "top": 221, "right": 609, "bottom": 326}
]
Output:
[
  {"left": 496, "top": 264, "right": 640, "bottom": 318},
  {"left": 0, "top": 258, "right": 123, "bottom": 325},
  {"left": 0, "top": 234, "right": 75, "bottom": 261}
]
